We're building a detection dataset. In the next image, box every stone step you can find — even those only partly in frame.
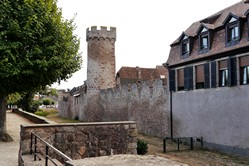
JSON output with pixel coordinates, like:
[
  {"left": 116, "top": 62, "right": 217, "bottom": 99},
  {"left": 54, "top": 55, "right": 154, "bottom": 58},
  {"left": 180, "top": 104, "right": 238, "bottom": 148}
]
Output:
[{"left": 21, "top": 154, "right": 62, "bottom": 166}]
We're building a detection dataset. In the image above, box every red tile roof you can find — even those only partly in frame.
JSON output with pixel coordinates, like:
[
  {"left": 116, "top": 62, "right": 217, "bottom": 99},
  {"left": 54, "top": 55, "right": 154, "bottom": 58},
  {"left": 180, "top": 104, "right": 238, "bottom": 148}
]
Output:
[{"left": 117, "top": 66, "right": 167, "bottom": 81}]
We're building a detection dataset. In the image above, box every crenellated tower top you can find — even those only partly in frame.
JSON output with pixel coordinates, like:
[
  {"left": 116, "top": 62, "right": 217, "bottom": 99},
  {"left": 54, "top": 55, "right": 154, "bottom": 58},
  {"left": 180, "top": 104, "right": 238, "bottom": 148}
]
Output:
[{"left": 86, "top": 26, "right": 116, "bottom": 41}]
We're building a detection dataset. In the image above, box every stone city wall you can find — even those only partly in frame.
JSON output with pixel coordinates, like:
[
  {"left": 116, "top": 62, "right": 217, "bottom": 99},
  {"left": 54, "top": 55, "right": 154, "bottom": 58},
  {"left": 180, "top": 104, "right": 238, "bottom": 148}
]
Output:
[
  {"left": 19, "top": 121, "right": 137, "bottom": 163},
  {"left": 59, "top": 79, "right": 170, "bottom": 138}
]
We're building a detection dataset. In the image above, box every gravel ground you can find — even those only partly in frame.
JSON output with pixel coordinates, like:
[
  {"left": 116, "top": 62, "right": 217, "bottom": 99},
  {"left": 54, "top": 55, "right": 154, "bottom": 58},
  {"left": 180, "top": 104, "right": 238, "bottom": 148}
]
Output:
[{"left": 0, "top": 111, "right": 34, "bottom": 166}]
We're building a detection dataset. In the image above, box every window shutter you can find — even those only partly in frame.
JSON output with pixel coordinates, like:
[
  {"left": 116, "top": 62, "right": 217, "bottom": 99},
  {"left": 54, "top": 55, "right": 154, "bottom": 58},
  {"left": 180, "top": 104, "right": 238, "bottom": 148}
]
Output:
[
  {"left": 184, "top": 67, "right": 189, "bottom": 90},
  {"left": 204, "top": 63, "right": 210, "bottom": 88},
  {"left": 169, "top": 69, "right": 176, "bottom": 91},
  {"left": 188, "top": 66, "right": 193, "bottom": 90},
  {"left": 227, "top": 57, "right": 237, "bottom": 86},
  {"left": 211, "top": 61, "right": 217, "bottom": 88},
  {"left": 184, "top": 66, "right": 193, "bottom": 90}
]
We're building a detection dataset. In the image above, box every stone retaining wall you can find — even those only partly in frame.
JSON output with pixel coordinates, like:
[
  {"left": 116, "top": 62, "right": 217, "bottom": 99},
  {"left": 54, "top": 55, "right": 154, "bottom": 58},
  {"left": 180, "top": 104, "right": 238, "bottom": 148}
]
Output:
[
  {"left": 19, "top": 121, "right": 137, "bottom": 164},
  {"left": 12, "top": 108, "right": 56, "bottom": 124}
]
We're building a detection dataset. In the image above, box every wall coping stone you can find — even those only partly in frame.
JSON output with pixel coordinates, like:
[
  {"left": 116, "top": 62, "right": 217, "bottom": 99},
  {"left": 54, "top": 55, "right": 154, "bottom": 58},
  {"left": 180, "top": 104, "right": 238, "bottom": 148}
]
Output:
[
  {"left": 21, "top": 121, "right": 136, "bottom": 129},
  {"left": 12, "top": 108, "right": 56, "bottom": 124}
]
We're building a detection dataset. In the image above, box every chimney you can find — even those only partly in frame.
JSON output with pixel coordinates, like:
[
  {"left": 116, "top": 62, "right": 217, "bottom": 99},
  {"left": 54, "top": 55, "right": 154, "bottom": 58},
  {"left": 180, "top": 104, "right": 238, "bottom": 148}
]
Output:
[{"left": 244, "top": 0, "right": 249, "bottom": 3}]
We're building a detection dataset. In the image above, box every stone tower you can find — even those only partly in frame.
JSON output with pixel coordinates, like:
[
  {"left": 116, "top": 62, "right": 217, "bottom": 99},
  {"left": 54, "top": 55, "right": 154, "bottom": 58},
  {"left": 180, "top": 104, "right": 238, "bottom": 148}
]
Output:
[{"left": 86, "top": 26, "right": 116, "bottom": 90}]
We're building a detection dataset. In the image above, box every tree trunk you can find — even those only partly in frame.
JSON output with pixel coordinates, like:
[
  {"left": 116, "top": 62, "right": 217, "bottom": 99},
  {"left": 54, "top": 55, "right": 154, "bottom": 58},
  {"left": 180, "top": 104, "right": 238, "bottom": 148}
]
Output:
[{"left": 0, "top": 95, "right": 13, "bottom": 142}]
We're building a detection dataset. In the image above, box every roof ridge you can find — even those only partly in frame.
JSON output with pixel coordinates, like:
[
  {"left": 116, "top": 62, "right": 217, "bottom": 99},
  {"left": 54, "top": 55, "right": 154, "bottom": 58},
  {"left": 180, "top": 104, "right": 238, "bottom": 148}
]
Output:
[{"left": 200, "top": 1, "right": 243, "bottom": 23}]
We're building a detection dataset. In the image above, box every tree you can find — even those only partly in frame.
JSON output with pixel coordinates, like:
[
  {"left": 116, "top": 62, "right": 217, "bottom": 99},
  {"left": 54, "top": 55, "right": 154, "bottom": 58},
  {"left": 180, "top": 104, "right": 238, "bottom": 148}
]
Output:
[
  {"left": 0, "top": 0, "right": 82, "bottom": 141},
  {"left": 7, "top": 92, "right": 22, "bottom": 107},
  {"left": 42, "top": 98, "right": 51, "bottom": 107},
  {"left": 39, "top": 86, "right": 58, "bottom": 97}
]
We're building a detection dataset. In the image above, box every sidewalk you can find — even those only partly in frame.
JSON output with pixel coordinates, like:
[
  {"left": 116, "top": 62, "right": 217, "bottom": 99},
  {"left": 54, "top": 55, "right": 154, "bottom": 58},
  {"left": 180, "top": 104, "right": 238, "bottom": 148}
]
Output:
[{"left": 0, "top": 111, "right": 34, "bottom": 166}]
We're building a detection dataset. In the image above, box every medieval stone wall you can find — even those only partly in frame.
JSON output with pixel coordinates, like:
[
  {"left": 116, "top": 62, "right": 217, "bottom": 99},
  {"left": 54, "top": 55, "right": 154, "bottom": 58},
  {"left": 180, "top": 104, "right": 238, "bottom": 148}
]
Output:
[
  {"left": 59, "top": 79, "right": 170, "bottom": 138},
  {"left": 20, "top": 122, "right": 137, "bottom": 162}
]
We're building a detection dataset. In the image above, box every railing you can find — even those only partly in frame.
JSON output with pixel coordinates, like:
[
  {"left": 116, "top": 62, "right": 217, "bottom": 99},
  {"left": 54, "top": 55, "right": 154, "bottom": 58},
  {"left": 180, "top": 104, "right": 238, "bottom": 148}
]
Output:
[
  {"left": 30, "top": 132, "right": 72, "bottom": 166},
  {"left": 163, "top": 137, "right": 194, "bottom": 153}
]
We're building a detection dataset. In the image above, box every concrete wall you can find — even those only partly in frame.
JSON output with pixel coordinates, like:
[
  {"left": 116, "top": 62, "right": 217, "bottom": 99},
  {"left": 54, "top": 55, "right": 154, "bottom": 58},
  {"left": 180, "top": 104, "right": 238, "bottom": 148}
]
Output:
[
  {"left": 59, "top": 79, "right": 170, "bottom": 138},
  {"left": 172, "top": 85, "right": 249, "bottom": 156},
  {"left": 19, "top": 121, "right": 137, "bottom": 164}
]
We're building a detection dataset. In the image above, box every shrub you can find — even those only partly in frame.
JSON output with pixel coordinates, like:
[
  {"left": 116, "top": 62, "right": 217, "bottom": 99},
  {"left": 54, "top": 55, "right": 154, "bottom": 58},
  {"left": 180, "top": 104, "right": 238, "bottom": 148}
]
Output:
[
  {"left": 137, "top": 139, "right": 148, "bottom": 155},
  {"left": 34, "top": 110, "right": 49, "bottom": 117}
]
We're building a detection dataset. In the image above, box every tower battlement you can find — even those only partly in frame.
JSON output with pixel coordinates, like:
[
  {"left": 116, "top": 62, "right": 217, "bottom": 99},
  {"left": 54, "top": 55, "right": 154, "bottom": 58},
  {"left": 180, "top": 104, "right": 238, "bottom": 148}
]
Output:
[{"left": 86, "top": 26, "right": 116, "bottom": 41}]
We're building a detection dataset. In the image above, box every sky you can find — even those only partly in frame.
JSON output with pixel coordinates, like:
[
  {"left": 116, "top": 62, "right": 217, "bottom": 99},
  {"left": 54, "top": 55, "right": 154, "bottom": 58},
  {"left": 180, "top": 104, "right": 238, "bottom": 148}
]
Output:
[{"left": 53, "top": 0, "right": 240, "bottom": 89}]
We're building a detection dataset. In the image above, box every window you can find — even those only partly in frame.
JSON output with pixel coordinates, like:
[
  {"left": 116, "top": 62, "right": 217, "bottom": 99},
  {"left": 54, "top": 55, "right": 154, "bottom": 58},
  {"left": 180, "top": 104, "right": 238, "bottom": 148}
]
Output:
[
  {"left": 199, "top": 27, "right": 209, "bottom": 53},
  {"left": 201, "top": 35, "right": 208, "bottom": 49},
  {"left": 178, "top": 69, "right": 184, "bottom": 91},
  {"left": 228, "top": 25, "right": 239, "bottom": 42},
  {"left": 219, "top": 69, "right": 228, "bottom": 87},
  {"left": 182, "top": 40, "right": 189, "bottom": 56},
  {"left": 225, "top": 16, "right": 240, "bottom": 46},
  {"left": 219, "top": 60, "right": 228, "bottom": 87},
  {"left": 196, "top": 65, "right": 204, "bottom": 89},
  {"left": 241, "top": 66, "right": 249, "bottom": 85},
  {"left": 240, "top": 56, "right": 249, "bottom": 85}
]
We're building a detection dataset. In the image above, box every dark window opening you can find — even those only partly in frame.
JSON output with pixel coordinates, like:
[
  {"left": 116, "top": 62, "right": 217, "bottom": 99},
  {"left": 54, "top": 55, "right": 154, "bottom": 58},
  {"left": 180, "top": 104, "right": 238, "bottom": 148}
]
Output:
[
  {"left": 240, "top": 66, "right": 249, "bottom": 85},
  {"left": 228, "top": 25, "right": 239, "bottom": 42},
  {"left": 219, "top": 69, "right": 228, "bottom": 87},
  {"left": 201, "top": 36, "right": 208, "bottom": 49},
  {"left": 178, "top": 69, "right": 184, "bottom": 91},
  {"left": 196, "top": 83, "right": 204, "bottom": 89},
  {"left": 219, "top": 60, "right": 228, "bottom": 87},
  {"left": 182, "top": 40, "right": 189, "bottom": 56}
]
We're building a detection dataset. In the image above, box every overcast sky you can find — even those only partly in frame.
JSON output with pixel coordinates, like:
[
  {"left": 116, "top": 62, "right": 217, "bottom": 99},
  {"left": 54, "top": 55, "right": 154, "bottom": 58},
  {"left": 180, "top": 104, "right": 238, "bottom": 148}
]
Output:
[{"left": 53, "top": 0, "right": 240, "bottom": 89}]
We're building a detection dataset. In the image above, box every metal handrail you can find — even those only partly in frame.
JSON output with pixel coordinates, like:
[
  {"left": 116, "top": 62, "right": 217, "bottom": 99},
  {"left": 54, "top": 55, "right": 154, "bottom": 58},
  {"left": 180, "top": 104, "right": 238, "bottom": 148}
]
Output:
[
  {"left": 163, "top": 137, "right": 194, "bottom": 153},
  {"left": 30, "top": 132, "right": 72, "bottom": 166}
]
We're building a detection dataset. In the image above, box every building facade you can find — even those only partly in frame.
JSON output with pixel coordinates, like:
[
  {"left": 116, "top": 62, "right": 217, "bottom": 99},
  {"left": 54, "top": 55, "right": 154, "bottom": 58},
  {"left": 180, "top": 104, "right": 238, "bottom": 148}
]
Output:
[{"left": 165, "top": 1, "right": 249, "bottom": 155}]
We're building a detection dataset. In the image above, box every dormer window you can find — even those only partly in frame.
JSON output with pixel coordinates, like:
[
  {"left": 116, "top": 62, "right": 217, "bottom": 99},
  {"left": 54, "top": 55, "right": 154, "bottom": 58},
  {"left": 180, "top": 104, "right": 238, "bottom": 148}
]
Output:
[
  {"left": 197, "top": 24, "right": 213, "bottom": 54},
  {"left": 181, "top": 36, "right": 190, "bottom": 58},
  {"left": 245, "top": 10, "right": 249, "bottom": 41},
  {"left": 224, "top": 15, "right": 240, "bottom": 47},
  {"left": 199, "top": 28, "right": 209, "bottom": 53}
]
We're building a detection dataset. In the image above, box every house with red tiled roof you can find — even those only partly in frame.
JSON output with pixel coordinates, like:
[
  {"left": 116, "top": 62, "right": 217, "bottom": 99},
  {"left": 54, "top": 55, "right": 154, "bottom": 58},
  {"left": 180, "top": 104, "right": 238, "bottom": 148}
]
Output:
[
  {"left": 164, "top": 0, "right": 249, "bottom": 156},
  {"left": 116, "top": 66, "right": 167, "bottom": 86}
]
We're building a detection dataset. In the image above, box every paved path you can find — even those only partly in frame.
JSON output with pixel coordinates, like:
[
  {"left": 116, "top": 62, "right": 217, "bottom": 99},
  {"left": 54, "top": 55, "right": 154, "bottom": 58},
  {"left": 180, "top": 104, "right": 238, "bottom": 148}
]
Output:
[
  {"left": 0, "top": 111, "right": 34, "bottom": 166},
  {"left": 68, "top": 154, "right": 188, "bottom": 166}
]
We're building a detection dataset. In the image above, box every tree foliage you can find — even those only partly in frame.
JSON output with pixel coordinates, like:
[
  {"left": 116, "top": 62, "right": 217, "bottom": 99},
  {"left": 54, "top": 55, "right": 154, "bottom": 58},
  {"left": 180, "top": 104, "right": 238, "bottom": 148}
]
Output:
[
  {"left": 39, "top": 86, "right": 58, "bottom": 97},
  {"left": 0, "top": 0, "right": 82, "bottom": 141},
  {"left": 7, "top": 92, "right": 22, "bottom": 105},
  {"left": 42, "top": 98, "right": 51, "bottom": 106},
  {"left": 0, "top": 0, "right": 82, "bottom": 96}
]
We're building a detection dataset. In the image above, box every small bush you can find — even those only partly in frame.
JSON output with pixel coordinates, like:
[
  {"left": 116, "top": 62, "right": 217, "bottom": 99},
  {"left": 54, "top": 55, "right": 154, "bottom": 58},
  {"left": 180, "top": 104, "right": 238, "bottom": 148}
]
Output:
[
  {"left": 31, "top": 100, "right": 42, "bottom": 113},
  {"left": 137, "top": 139, "right": 148, "bottom": 155},
  {"left": 35, "top": 110, "right": 49, "bottom": 117}
]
